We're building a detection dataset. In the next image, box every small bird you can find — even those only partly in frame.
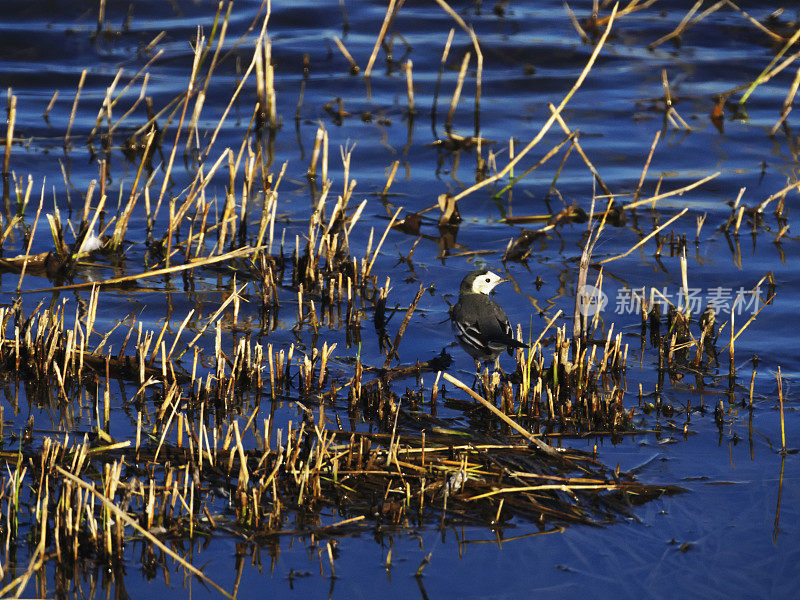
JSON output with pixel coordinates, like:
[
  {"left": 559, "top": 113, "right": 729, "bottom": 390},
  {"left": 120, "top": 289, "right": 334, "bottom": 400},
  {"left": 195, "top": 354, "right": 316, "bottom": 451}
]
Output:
[{"left": 451, "top": 270, "right": 528, "bottom": 370}]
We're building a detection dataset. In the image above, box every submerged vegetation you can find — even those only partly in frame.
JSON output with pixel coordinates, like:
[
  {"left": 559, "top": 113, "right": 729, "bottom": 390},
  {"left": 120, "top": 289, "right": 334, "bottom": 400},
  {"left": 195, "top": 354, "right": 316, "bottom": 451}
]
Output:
[{"left": 0, "top": 0, "right": 798, "bottom": 597}]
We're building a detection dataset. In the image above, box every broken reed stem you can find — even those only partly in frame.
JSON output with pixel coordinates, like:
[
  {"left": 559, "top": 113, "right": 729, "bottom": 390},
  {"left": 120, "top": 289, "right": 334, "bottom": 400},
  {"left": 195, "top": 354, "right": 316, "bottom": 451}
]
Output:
[
  {"left": 160, "top": 40, "right": 204, "bottom": 268},
  {"left": 739, "top": 25, "right": 800, "bottom": 106},
  {"left": 365, "top": 206, "right": 402, "bottom": 277},
  {"left": 549, "top": 103, "right": 612, "bottom": 197},
  {"left": 382, "top": 283, "right": 425, "bottom": 369},
  {"left": 757, "top": 180, "right": 800, "bottom": 213},
  {"left": 431, "top": 28, "right": 455, "bottom": 134},
  {"left": 446, "top": 52, "right": 470, "bottom": 135},
  {"left": 65, "top": 69, "right": 87, "bottom": 149},
  {"left": 23, "top": 246, "right": 259, "bottom": 294},
  {"left": 405, "top": 60, "right": 415, "bottom": 114},
  {"left": 598, "top": 208, "right": 687, "bottom": 264},
  {"left": 721, "top": 290, "right": 776, "bottom": 354},
  {"left": 55, "top": 467, "right": 234, "bottom": 599},
  {"left": 3, "top": 90, "right": 15, "bottom": 178},
  {"left": 647, "top": 0, "right": 709, "bottom": 51},
  {"left": 770, "top": 64, "right": 800, "bottom": 135},
  {"left": 364, "top": 0, "right": 397, "bottom": 78},
  {"left": 333, "top": 36, "right": 359, "bottom": 74},
  {"left": 467, "top": 482, "right": 627, "bottom": 502},
  {"left": 624, "top": 172, "right": 719, "bottom": 211},
  {"left": 382, "top": 161, "right": 400, "bottom": 196},
  {"left": 111, "top": 127, "right": 156, "bottom": 249},
  {"left": 434, "top": 0, "right": 483, "bottom": 139},
  {"left": 494, "top": 132, "right": 576, "bottom": 198},
  {"left": 451, "top": 3, "right": 618, "bottom": 203},
  {"left": 632, "top": 130, "right": 661, "bottom": 205},
  {"left": 442, "top": 372, "right": 560, "bottom": 458},
  {"left": 201, "top": 11, "right": 272, "bottom": 161},
  {"left": 108, "top": 54, "right": 163, "bottom": 135},
  {"left": 16, "top": 184, "right": 45, "bottom": 292},
  {"left": 722, "top": 0, "right": 784, "bottom": 44},
  {"left": 777, "top": 366, "right": 786, "bottom": 452},
  {"left": 44, "top": 89, "right": 59, "bottom": 121}
]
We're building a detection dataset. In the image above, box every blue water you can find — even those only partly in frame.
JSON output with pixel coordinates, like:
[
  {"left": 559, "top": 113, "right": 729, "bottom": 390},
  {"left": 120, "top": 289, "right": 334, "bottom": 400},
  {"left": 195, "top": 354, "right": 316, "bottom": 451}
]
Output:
[{"left": 1, "top": 0, "right": 799, "bottom": 597}]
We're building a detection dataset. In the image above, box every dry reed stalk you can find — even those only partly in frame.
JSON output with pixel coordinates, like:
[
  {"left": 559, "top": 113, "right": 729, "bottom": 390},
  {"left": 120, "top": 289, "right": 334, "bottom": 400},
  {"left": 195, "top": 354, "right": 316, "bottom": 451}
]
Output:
[
  {"left": 771, "top": 64, "right": 800, "bottom": 135},
  {"left": 333, "top": 36, "right": 359, "bottom": 74},
  {"left": 3, "top": 90, "right": 15, "bottom": 185},
  {"left": 451, "top": 4, "right": 617, "bottom": 203},
  {"left": 55, "top": 466, "right": 234, "bottom": 599},
  {"left": 757, "top": 180, "right": 800, "bottom": 213},
  {"left": 739, "top": 26, "right": 800, "bottom": 106},
  {"left": 0, "top": 216, "right": 19, "bottom": 245},
  {"left": 262, "top": 36, "right": 277, "bottom": 129},
  {"left": 445, "top": 52, "right": 471, "bottom": 136},
  {"left": 467, "top": 482, "right": 628, "bottom": 502},
  {"left": 382, "top": 283, "right": 425, "bottom": 368},
  {"left": 632, "top": 130, "right": 661, "bottom": 205},
  {"left": 43, "top": 89, "right": 58, "bottom": 121},
  {"left": 777, "top": 366, "right": 786, "bottom": 452},
  {"left": 679, "top": 245, "right": 690, "bottom": 315},
  {"left": 382, "top": 161, "right": 400, "bottom": 197},
  {"left": 155, "top": 33, "right": 203, "bottom": 237},
  {"left": 431, "top": 28, "right": 455, "bottom": 134},
  {"left": 594, "top": 0, "right": 658, "bottom": 25},
  {"left": 23, "top": 245, "right": 258, "bottom": 294},
  {"left": 87, "top": 68, "right": 122, "bottom": 145},
  {"left": 717, "top": 46, "right": 800, "bottom": 104},
  {"left": 111, "top": 128, "right": 155, "bottom": 250},
  {"left": 185, "top": 7, "right": 231, "bottom": 151},
  {"left": 405, "top": 60, "right": 415, "bottom": 114},
  {"left": 107, "top": 69, "right": 155, "bottom": 135},
  {"left": 720, "top": 287, "right": 776, "bottom": 354},
  {"left": 495, "top": 132, "right": 576, "bottom": 199},
  {"left": 442, "top": 372, "right": 560, "bottom": 457},
  {"left": 364, "top": 0, "right": 398, "bottom": 78},
  {"left": 15, "top": 184, "right": 45, "bottom": 292},
  {"left": 322, "top": 128, "right": 329, "bottom": 184},
  {"left": 722, "top": 0, "right": 785, "bottom": 44},
  {"left": 598, "top": 208, "right": 687, "bottom": 264},
  {"left": 565, "top": 2, "right": 590, "bottom": 42},
  {"left": 647, "top": 0, "right": 723, "bottom": 50},
  {"left": 624, "top": 172, "right": 719, "bottom": 211},
  {"left": 385, "top": 398, "right": 402, "bottom": 467},
  {"left": 308, "top": 124, "right": 324, "bottom": 177},
  {"left": 660, "top": 70, "right": 692, "bottom": 130},
  {"left": 64, "top": 69, "right": 87, "bottom": 149},
  {"left": 345, "top": 199, "right": 368, "bottom": 238},
  {"left": 233, "top": 419, "right": 250, "bottom": 488},
  {"left": 434, "top": 0, "right": 483, "bottom": 141},
  {"left": 109, "top": 50, "right": 164, "bottom": 120},
  {"left": 549, "top": 104, "right": 612, "bottom": 197},
  {"left": 201, "top": 10, "right": 272, "bottom": 161}
]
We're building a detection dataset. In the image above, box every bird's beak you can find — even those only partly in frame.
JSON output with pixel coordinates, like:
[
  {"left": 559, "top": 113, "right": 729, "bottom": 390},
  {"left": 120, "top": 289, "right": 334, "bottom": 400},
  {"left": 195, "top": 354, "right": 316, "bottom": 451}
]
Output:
[{"left": 490, "top": 277, "right": 509, "bottom": 295}]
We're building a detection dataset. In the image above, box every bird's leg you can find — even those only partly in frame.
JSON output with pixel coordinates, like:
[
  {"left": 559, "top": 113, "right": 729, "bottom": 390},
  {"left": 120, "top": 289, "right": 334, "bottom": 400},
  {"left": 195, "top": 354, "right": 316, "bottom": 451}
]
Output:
[
  {"left": 491, "top": 356, "right": 509, "bottom": 381},
  {"left": 471, "top": 359, "right": 482, "bottom": 389}
]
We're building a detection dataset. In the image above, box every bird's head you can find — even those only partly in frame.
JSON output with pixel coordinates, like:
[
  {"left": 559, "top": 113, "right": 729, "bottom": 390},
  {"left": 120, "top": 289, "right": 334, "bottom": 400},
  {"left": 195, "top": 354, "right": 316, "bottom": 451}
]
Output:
[{"left": 461, "top": 270, "right": 507, "bottom": 295}]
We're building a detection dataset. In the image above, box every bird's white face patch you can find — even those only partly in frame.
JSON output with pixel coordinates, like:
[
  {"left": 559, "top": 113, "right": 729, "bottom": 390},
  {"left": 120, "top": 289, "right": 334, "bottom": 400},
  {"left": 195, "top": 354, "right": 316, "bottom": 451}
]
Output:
[{"left": 471, "top": 271, "right": 505, "bottom": 295}]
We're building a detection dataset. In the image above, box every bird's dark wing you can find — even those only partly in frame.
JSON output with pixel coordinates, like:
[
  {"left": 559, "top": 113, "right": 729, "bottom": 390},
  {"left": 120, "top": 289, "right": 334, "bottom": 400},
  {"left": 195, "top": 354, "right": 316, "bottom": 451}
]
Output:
[
  {"left": 453, "top": 295, "right": 527, "bottom": 357},
  {"left": 480, "top": 301, "right": 528, "bottom": 350}
]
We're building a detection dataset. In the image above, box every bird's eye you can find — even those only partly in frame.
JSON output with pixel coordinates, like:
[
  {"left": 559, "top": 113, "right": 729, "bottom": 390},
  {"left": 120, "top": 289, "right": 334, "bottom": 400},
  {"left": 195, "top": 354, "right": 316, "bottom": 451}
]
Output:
[{"left": 485, "top": 277, "right": 491, "bottom": 283}]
